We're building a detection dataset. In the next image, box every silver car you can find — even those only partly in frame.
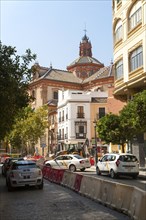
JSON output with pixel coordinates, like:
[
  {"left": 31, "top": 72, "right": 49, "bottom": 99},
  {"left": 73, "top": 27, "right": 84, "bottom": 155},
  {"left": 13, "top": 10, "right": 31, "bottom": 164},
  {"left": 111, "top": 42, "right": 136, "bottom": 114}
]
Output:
[{"left": 6, "top": 160, "right": 43, "bottom": 191}]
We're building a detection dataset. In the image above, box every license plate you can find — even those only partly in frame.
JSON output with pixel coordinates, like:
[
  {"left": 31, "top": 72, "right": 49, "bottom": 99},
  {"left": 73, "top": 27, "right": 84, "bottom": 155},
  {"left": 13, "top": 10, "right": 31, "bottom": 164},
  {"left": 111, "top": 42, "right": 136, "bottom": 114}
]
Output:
[
  {"left": 23, "top": 175, "right": 30, "bottom": 179},
  {"left": 21, "top": 172, "right": 31, "bottom": 177},
  {"left": 126, "top": 167, "right": 132, "bottom": 171}
]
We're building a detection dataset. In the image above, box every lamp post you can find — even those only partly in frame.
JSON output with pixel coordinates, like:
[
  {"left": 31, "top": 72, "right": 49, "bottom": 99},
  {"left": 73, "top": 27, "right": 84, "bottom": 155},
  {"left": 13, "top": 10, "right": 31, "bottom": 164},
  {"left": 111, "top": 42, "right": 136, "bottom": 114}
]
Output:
[
  {"left": 93, "top": 120, "right": 98, "bottom": 171},
  {"left": 48, "top": 129, "right": 55, "bottom": 156}
]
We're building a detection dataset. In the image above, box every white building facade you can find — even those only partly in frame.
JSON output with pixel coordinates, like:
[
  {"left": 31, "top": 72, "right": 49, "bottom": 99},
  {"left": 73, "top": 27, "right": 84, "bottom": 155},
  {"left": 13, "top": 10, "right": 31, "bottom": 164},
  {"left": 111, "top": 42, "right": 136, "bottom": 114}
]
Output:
[{"left": 57, "top": 89, "right": 108, "bottom": 152}]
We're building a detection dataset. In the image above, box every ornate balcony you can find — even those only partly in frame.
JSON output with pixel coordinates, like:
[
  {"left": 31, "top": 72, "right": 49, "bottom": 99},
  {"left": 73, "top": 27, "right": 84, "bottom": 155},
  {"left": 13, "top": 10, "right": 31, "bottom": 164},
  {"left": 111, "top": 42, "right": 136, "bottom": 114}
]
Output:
[{"left": 77, "top": 113, "right": 85, "bottom": 118}]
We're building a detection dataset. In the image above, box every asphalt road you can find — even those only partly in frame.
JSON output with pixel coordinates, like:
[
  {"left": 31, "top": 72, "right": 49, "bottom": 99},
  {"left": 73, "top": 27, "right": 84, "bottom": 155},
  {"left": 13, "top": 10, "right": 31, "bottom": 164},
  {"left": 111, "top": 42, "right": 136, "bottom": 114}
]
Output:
[
  {"left": 76, "top": 167, "right": 146, "bottom": 191},
  {"left": 0, "top": 175, "right": 131, "bottom": 220}
]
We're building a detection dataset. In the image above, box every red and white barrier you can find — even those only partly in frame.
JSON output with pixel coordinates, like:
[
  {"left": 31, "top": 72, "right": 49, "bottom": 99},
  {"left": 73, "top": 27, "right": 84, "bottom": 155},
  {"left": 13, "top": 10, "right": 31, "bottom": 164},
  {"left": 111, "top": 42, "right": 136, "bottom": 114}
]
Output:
[{"left": 43, "top": 165, "right": 146, "bottom": 220}]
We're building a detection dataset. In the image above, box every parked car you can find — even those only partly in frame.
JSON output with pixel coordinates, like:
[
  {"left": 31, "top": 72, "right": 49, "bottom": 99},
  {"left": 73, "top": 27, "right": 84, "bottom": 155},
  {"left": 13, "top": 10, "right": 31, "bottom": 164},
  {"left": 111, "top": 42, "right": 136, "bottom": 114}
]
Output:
[
  {"left": 45, "top": 154, "right": 91, "bottom": 172},
  {"left": 2, "top": 157, "right": 24, "bottom": 176},
  {"left": 96, "top": 153, "right": 139, "bottom": 179},
  {"left": 6, "top": 160, "right": 43, "bottom": 191}
]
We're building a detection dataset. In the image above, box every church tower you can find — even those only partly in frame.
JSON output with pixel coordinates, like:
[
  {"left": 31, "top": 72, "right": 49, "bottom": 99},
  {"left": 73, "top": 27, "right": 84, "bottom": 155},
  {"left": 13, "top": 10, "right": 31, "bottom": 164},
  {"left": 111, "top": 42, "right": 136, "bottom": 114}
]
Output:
[
  {"left": 67, "top": 32, "right": 104, "bottom": 80},
  {"left": 79, "top": 33, "right": 92, "bottom": 57}
]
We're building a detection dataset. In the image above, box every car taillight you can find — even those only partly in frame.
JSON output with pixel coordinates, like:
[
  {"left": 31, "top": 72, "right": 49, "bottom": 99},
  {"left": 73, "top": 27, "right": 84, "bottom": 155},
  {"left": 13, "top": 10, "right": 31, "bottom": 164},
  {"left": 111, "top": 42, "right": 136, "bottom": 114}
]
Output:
[
  {"left": 80, "top": 160, "right": 84, "bottom": 164},
  {"left": 116, "top": 159, "right": 120, "bottom": 167},
  {"left": 10, "top": 172, "right": 14, "bottom": 178}
]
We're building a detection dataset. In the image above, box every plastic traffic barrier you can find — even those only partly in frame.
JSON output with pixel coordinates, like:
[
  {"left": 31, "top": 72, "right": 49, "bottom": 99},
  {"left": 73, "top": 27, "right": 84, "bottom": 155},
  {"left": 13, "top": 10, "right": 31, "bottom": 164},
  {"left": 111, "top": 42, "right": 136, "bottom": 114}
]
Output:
[
  {"left": 50, "top": 169, "right": 65, "bottom": 184},
  {"left": 42, "top": 167, "right": 146, "bottom": 220},
  {"left": 47, "top": 168, "right": 54, "bottom": 181},
  {"left": 43, "top": 166, "right": 51, "bottom": 180},
  {"left": 73, "top": 174, "right": 83, "bottom": 192},
  {"left": 42, "top": 165, "right": 47, "bottom": 177},
  {"left": 55, "top": 169, "right": 65, "bottom": 184}
]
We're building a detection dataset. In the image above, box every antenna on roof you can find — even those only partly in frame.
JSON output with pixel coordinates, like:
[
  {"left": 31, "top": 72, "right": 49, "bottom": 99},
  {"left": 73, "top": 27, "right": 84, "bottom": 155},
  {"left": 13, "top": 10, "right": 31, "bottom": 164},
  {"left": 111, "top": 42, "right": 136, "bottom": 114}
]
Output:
[{"left": 50, "top": 62, "right": 52, "bottom": 69}]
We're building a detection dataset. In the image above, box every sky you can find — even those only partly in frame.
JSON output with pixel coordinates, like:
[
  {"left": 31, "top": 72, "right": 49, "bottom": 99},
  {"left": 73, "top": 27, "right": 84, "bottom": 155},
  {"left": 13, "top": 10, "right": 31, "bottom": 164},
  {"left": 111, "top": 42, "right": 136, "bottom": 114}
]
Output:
[{"left": 1, "top": 0, "right": 113, "bottom": 70}]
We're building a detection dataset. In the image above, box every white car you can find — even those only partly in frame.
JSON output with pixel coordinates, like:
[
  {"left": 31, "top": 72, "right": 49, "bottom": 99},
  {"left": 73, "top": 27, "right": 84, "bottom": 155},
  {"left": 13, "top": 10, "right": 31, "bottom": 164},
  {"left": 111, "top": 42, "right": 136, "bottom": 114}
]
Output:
[
  {"left": 6, "top": 160, "right": 43, "bottom": 191},
  {"left": 45, "top": 154, "right": 91, "bottom": 172},
  {"left": 96, "top": 153, "right": 139, "bottom": 179}
]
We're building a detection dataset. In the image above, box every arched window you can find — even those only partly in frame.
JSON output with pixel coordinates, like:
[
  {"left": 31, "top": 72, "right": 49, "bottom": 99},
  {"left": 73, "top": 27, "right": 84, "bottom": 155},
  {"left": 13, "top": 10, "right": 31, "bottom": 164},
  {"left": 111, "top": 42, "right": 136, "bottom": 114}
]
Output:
[
  {"left": 129, "top": 1, "right": 142, "bottom": 31},
  {"left": 114, "top": 20, "right": 122, "bottom": 44}
]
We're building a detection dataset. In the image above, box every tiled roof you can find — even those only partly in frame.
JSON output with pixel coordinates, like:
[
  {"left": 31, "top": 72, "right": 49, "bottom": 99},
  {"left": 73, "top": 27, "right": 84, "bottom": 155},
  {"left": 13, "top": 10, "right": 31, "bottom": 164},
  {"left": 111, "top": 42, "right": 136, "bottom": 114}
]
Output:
[
  {"left": 82, "top": 64, "right": 114, "bottom": 83},
  {"left": 30, "top": 64, "right": 114, "bottom": 86},
  {"left": 67, "top": 56, "right": 104, "bottom": 67},
  {"left": 40, "top": 68, "right": 82, "bottom": 84}
]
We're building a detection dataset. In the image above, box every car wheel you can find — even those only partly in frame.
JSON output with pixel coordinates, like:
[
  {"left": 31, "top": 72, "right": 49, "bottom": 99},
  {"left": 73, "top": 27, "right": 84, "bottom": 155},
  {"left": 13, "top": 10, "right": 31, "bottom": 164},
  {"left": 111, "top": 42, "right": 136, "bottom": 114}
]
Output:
[
  {"left": 69, "top": 164, "right": 76, "bottom": 172},
  {"left": 80, "top": 168, "right": 85, "bottom": 171},
  {"left": 110, "top": 169, "right": 116, "bottom": 179},
  {"left": 38, "top": 180, "right": 44, "bottom": 189},
  {"left": 96, "top": 167, "right": 101, "bottom": 175},
  {"left": 7, "top": 179, "right": 13, "bottom": 192}
]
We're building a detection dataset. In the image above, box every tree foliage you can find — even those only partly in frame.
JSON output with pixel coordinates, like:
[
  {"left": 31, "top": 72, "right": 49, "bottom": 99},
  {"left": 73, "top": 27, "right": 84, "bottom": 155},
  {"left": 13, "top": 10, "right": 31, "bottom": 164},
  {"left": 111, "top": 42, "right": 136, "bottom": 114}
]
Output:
[
  {"left": 97, "top": 90, "right": 146, "bottom": 152},
  {"left": 120, "top": 90, "right": 146, "bottom": 134},
  {"left": 97, "top": 113, "right": 121, "bottom": 144},
  {"left": 6, "top": 106, "right": 49, "bottom": 154},
  {"left": 0, "top": 42, "right": 36, "bottom": 140},
  {"left": 132, "top": 90, "right": 146, "bottom": 132}
]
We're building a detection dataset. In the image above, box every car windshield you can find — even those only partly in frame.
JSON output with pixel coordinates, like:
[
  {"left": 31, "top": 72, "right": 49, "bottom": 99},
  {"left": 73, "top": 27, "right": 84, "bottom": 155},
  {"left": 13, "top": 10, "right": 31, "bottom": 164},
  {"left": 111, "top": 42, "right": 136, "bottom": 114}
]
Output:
[
  {"left": 7, "top": 158, "right": 23, "bottom": 163},
  {"left": 73, "top": 155, "right": 83, "bottom": 159},
  {"left": 12, "top": 163, "right": 38, "bottom": 170},
  {"left": 119, "top": 155, "right": 138, "bottom": 162}
]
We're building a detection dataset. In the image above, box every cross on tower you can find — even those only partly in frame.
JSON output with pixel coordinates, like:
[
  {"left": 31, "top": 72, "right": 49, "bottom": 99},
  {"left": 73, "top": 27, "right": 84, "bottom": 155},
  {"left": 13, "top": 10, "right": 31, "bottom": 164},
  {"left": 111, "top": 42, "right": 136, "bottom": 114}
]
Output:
[{"left": 84, "top": 23, "right": 87, "bottom": 35}]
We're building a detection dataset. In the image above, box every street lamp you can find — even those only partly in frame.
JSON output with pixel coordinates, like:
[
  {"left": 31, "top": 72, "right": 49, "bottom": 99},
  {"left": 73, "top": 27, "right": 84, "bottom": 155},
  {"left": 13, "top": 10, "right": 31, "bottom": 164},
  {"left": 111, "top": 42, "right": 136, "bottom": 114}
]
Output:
[{"left": 93, "top": 120, "right": 98, "bottom": 171}]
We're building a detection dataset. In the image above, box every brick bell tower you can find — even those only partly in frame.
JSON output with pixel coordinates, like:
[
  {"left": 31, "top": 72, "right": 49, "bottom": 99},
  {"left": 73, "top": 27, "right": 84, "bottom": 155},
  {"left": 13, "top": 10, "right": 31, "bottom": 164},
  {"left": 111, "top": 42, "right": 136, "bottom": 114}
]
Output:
[
  {"left": 67, "top": 31, "right": 104, "bottom": 80},
  {"left": 79, "top": 31, "right": 92, "bottom": 57}
]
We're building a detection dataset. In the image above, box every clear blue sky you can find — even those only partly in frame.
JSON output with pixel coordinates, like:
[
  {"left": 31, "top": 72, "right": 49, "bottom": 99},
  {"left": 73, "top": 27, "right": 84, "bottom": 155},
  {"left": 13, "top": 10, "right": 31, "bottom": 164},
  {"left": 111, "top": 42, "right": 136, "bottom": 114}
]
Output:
[{"left": 1, "top": 0, "right": 113, "bottom": 70}]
